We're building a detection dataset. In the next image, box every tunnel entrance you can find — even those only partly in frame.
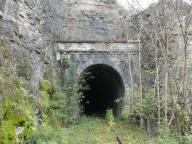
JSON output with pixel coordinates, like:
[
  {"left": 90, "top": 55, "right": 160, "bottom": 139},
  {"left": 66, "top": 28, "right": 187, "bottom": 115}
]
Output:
[{"left": 79, "top": 64, "right": 124, "bottom": 117}]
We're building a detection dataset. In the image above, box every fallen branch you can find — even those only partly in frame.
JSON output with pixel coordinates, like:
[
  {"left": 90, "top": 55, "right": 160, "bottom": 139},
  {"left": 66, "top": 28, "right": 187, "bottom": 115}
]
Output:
[{"left": 112, "top": 129, "right": 124, "bottom": 144}]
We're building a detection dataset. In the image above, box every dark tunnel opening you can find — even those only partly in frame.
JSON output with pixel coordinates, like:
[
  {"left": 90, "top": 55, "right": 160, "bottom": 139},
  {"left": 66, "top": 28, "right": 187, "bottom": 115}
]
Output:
[{"left": 79, "top": 64, "right": 125, "bottom": 117}]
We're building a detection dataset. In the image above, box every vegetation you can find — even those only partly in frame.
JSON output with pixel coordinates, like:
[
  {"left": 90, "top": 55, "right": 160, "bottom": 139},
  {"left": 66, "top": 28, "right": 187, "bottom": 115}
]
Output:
[
  {"left": 0, "top": 39, "right": 35, "bottom": 144},
  {"left": 123, "top": 0, "right": 192, "bottom": 143},
  {"left": 31, "top": 116, "right": 151, "bottom": 144},
  {"left": 2, "top": 0, "right": 192, "bottom": 143}
]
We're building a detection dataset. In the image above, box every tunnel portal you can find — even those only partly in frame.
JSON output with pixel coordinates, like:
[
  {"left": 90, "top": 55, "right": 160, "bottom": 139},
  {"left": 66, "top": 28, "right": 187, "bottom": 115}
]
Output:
[{"left": 79, "top": 64, "right": 125, "bottom": 117}]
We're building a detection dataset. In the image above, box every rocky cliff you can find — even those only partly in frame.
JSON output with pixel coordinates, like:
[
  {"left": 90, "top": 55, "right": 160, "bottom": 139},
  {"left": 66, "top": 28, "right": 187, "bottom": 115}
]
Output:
[
  {"left": 46, "top": 0, "right": 131, "bottom": 42},
  {"left": 0, "top": 0, "right": 57, "bottom": 106},
  {"left": 0, "top": 0, "right": 133, "bottom": 104}
]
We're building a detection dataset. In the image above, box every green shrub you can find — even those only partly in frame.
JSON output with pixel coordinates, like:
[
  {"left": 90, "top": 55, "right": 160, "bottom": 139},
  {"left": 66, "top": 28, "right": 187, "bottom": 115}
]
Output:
[
  {"left": 186, "top": 134, "right": 192, "bottom": 144},
  {"left": 0, "top": 80, "right": 36, "bottom": 144},
  {"left": 38, "top": 80, "right": 54, "bottom": 123},
  {"left": 31, "top": 124, "right": 67, "bottom": 144},
  {"left": 150, "top": 127, "right": 180, "bottom": 144},
  {"left": 39, "top": 80, "right": 53, "bottom": 92},
  {"left": 49, "top": 89, "right": 66, "bottom": 126},
  {"left": 62, "top": 59, "right": 81, "bottom": 125},
  {"left": 131, "top": 88, "right": 156, "bottom": 120},
  {"left": 106, "top": 109, "right": 116, "bottom": 129}
]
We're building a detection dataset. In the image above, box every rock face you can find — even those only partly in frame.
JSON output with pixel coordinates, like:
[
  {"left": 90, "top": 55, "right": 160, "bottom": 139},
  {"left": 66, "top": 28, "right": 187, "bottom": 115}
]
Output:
[
  {"left": 46, "top": 0, "right": 130, "bottom": 42},
  {"left": 0, "top": 0, "right": 133, "bottom": 101},
  {"left": 0, "top": 0, "right": 57, "bottom": 103}
]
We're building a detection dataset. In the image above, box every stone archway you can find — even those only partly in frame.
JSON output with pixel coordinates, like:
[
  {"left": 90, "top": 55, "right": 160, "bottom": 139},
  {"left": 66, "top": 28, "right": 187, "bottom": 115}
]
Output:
[{"left": 79, "top": 64, "right": 125, "bottom": 117}]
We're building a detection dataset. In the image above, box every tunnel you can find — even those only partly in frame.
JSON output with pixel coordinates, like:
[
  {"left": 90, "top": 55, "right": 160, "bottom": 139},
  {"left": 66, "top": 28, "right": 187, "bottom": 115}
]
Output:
[{"left": 79, "top": 64, "right": 125, "bottom": 117}]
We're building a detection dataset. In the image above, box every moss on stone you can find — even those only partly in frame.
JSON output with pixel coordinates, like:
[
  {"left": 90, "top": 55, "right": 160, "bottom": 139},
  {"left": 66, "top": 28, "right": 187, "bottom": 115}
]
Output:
[
  {"left": 38, "top": 91, "right": 50, "bottom": 111},
  {"left": 39, "top": 80, "right": 52, "bottom": 92},
  {"left": 38, "top": 80, "right": 55, "bottom": 123},
  {"left": 1, "top": 104, "right": 35, "bottom": 144},
  {"left": 1, "top": 120, "right": 16, "bottom": 144},
  {"left": 0, "top": 76, "right": 35, "bottom": 144},
  {"left": 1, "top": 92, "right": 35, "bottom": 144}
]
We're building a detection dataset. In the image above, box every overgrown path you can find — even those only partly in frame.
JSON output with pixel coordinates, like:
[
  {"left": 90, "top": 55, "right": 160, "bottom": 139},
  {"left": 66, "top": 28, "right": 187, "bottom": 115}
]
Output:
[
  {"left": 65, "top": 117, "right": 150, "bottom": 144},
  {"left": 35, "top": 117, "right": 151, "bottom": 144}
]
